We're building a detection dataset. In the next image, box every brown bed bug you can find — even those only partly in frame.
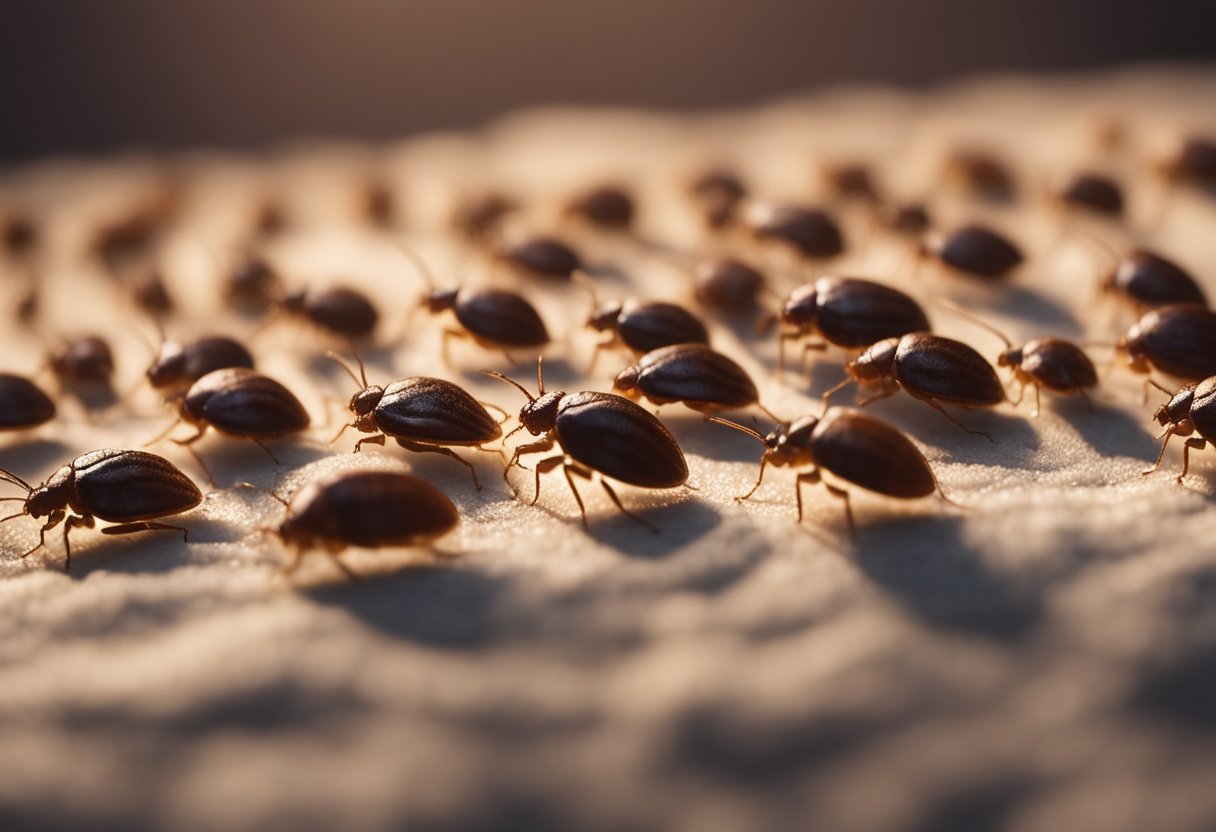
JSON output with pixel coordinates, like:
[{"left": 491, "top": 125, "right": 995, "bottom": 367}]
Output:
[
  {"left": 879, "top": 201, "right": 932, "bottom": 236},
  {"left": 485, "top": 359, "right": 688, "bottom": 531},
  {"left": 944, "top": 147, "right": 1016, "bottom": 202},
  {"left": 156, "top": 367, "right": 311, "bottom": 478},
  {"left": 0, "top": 449, "right": 201, "bottom": 570},
  {"left": 1118, "top": 304, "right": 1216, "bottom": 382},
  {"left": 280, "top": 284, "right": 380, "bottom": 339},
  {"left": 495, "top": 234, "right": 582, "bottom": 279},
  {"left": 708, "top": 407, "right": 946, "bottom": 530},
  {"left": 226, "top": 253, "right": 280, "bottom": 310},
  {"left": 1056, "top": 172, "right": 1125, "bottom": 217},
  {"left": 451, "top": 192, "right": 518, "bottom": 240},
  {"left": 564, "top": 184, "right": 635, "bottom": 230},
  {"left": 0, "top": 373, "right": 56, "bottom": 431},
  {"left": 576, "top": 274, "right": 708, "bottom": 371},
  {"left": 328, "top": 352, "right": 504, "bottom": 489},
  {"left": 146, "top": 335, "right": 255, "bottom": 393},
  {"left": 824, "top": 333, "right": 1007, "bottom": 440},
  {"left": 1100, "top": 248, "right": 1207, "bottom": 311},
  {"left": 821, "top": 162, "right": 881, "bottom": 203},
  {"left": 240, "top": 471, "right": 459, "bottom": 579},
  {"left": 921, "top": 223, "right": 1024, "bottom": 280},
  {"left": 687, "top": 167, "right": 746, "bottom": 229},
  {"left": 769, "top": 276, "right": 930, "bottom": 375},
  {"left": 46, "top": 335, "right": 117, "bottom": 410},
  {"left": 124, "top": 266, "right": 174, "bottom": 315},
  {"left": 939, "top": 300, "right": 1097, "bottom": 415},
  {"left": 743, "top": 203, "right": 845, "bottom": 260},
  {"left": 692, "top": 257, "right": 767, "bottom": 315},
  {"left": 396, "top": 241, "right": 549, "bottom": 362},
  {"left": 1143, "top": 377, "right": 1216, "bottom": 482},
  {"left": 613, "top": 343, "right": 774, "bottom": 418},
  {"left": 1158, "top": 135, "right": 1216, "bottom": 189}
]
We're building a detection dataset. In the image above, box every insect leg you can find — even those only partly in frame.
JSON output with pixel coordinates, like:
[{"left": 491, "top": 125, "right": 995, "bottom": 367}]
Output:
[
  {"left": 799, "top": 340, "right": 828, "bottom": 385},
  {"left": 587, "top": 338, "right": 616, "bottom": 375},
  {"left": 60, "top": 514, "right": 95, "bottom": 572},
  {"left": 1077, "top": 388, "right": 1094, "bottom": 413},
  {"left": 923, "top": 398, "right": 995, "bottom": 443},
  {"left": 856, "top": 380, "right": 901, "bottom": 407},
  {"left": 472, "top": 444, "right": 510, "bottom": 466},
  {"left": 1179, "top": 437, "right": 1208, "bottom": 483},
  {"left": 820, "top": 375, "right": 855, "bottom": 404},
  {"left": 821, "top": 481, "right": 855, "bottom": 535},
  {"left": 1032, "top": 384, "right": 1042, "bottom": 418},
  {"left": 776, "top": 331, "right": 801, "bottom": 377},
  {"left": 505, "top": 436, "right": 555, "bottom": 474},
  {"left": 558, "top": 461, "right": 590, "bottom": 528},
  {"left": 328, "top": 422, "right": 355, "bottom": 446},
  {"left": 397, "top": 439, "right": 481, "bottom": 489},
  {"left": 794, "top": 468, "right": 821, "bottom": 524},
  {"left": 736, "top": 456, "right": 769, "bottom": 501},
  {"left": 353, "top": 433, "right": 387, "bottom": 453},
  {"left": 21, "top": 509, "right": 65, "bottom": 560},
  {"left": 250, "top": 437, "right": 281, "bottom": 465},
  {"left": 176, "top": 441, "right": 216, "bottom": 487},
  {"left": 1142, "top": 429, "right": 1176, "bottom": 476},
  {"left": 477, "top": 399, "right": 511, "bottom": 423},
  {"left": 597, "top": 476, "right": 659, "bottom": 534},
  {"left": 440, "top": 328, "right": 467, "bottom": 366},
  {"left": 100, "top": 521, "right": 189, "bottom": 543},
  {"left": 531, "top": 454, "right": 567, "bottom": 508}
]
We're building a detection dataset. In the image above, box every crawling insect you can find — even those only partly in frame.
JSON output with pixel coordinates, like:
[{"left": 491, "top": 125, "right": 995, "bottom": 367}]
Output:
[
  {"left": 878, "top": 201, "right": 932, "bottom": 236},
  {"left": 940, "top": 300, "right": 1097, "bottom": 415},
  {"left": 0, "top": 373, "right": 56, "bottom": 431},
  {"left": 577, "top": 275, "right": 708, "bottom": 371},
  {"left": 743, "top": 203, "right": 845, "bottom": 259},
  {"left": 486, "top": 359, "right": 688, "bottom": 531},
  {"left": 769, "top": 276, "right": 930, "bottom": 375},
  {"left": 1143, "top": 377, "right": 1216, "bottom": 483},
  {"left": 154, "top": 367, "right": 310, "bottom": 480},
  {"left": 944, "top": 147, "right": 1016, "bottom": 202},
  {"left": 46, "top": 335, "right": 117, "bottom": 411},
  {"left": 709, "top": 408, "right": 947, "bottom": 530},
  {"left": 825, "top": 333, "right": 1007, "bottom": 440},
  {"left": 125, "top": 266, "right": 174, "bottom": 316},
  {"left": 1157, "top": 135, "right": 1216, "bottom": 189},
  {"left": 280, "top": 284, "right": 379, "bottom": 339},
  {"left": 328, "top": 352, "right": 504, "bottom": 489},
  {"left": 821, "top": 162, "right": 881, "bottom": 203},
  {"left": 396, "top": 241, "right": 549, "bottom": 362},
  {"left": 451, "top": 192, "right": 518, "bottom": 240},
  {"left": 613, "top": 343, "right": 772, "bottom": 418},
  {"left": 0, "top": 449, "right": 201, "bottom": 570},
  {"left": 1118, "top": 304, "right": 1216, "bottom": 382},
  {"left": 494, "top": 235, "right": 582, "bottom": 279},
  {"left": 921, "top": 223, "right": 1024, "bottom": 280},
  {"left": 692, "top": 257, "right": 767, "bottom": 315},
  {"left": 226, "top": 253, "right": 280, "bottom": 310},
  {"left": 564, "top": 184, "right": 635, "bottom": 230},
  {"left": 241, "top": 471, "right": 459, "bottom": 579},
  {"left": 687, "top": 167, "right": 746, "bottom": 229},
  {"left": 146, "top": 335, "right": 255, "bottom": 393},
  {"left": 1056, "top": 172, "right": 1125, "bottom": 217},
  {"left": 1100, "top": 248, "right": 1207, "bottom": 311}
]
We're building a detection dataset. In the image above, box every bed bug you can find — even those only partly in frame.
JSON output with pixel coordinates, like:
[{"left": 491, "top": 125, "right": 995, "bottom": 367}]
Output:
[
  {"left": 1119, "top": 304, "right": 1216, "bottom": 381},
  {"left": 743, "top": 203, "right": 845, "bottom": 259},
  {"left": 944, "top": 148, "right": 1016, "bottom": 202},
  {"left": 1143, "top": 376, "right": 1216, "bottom": 482},
  {"left": 451, "top": 192, "right": 518, "bottom": 240},
  {"left": 126, "top": 267, "right": 174, "bottom": 315},
  {"left": 613, "top": 343, "right": 772, "bottom": 417},
  {"left": 146, "top": 335, "right": 255, "bottom": 393},
  {"left": 708, "top": 407, "right": 945, "bottom": 530},
  {"left": 576, "top": 274, "right": 708, "bottom": 370},
  {"left": 226, "top": 253, "right": 280, "bottom": 309},
  {"left": 327, "top": 352, "right": 504, "bottom": 489},
  {"left": 822, "top": 162, "right": 880, "bottom": 203},
  {"left": 921, "top": 223, "right": 1024, "bottom": 280},
  {"left": 485, "top": 359, "right": 688, "bottom": 531},
  {"left": 1099, "top": 248, "right": 1207, "bottom": 311},
  {"left": 939, "top": 300, "right": 1096, "bottom": 415},
  {"left": 824, "top": 333, "right": 1007, "bottom": 440},
  {"left": 1057, "top": 172, "right": 1125, "bottom": 217},
  {"left": 0, "top": 373, "right": 56, "bottom": 431},
  {"left": 156, "top": 367, "right": 310, "bottom": 479},
  {"left": 280, "top": 284, "right": 379, "bottom": 339},
  {"left": 239, "top": 471, "right": 458, "bottom": 579},
  {"left": 564, "top": 184, "right": 635, "bottom": 229},
  {"left": 770, "top": 276, "right": 930, "bottom": 375},
  {"left": 495, "top": 235, "right": 582, "bottom": 279},
  {"left": 1158, "top": 135, "right": 1216, "bottom": 189},
  {"left": 688, "top": 167, "right": 746, "bottom": 229},
  {"left": 395, "top": 241, "right": 549, "bottom": 362},
  {"left": 46, "top": 335, "right": 117, "bottom": 410},
  {"left": 879, "top": 201, "right": 931, "bottom": 236},
  {"left": 692, "top": 257, "right": 767, "bottom": 314},
  {"left": 0, "top": 449, "right": 201, "bottom": 570}
]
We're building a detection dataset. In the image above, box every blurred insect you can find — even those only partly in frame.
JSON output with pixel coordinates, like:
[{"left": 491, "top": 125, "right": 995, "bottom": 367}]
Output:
[
  {"left": 1055, "top": 171, "right": 1125, "bottom": 218},
  {"left": 486, "top": 358, "right": 688, "bottom": 531},
  {"left": 1143, "top": 377, "right": 1216, "bottom": 483},
  {"left": 564, "top": 184, "right": 635, "bottom": 230},
  {"left": 614, "top": 343, "right": 775, "bottom": 418},
  {"left": 820, "top": 161, "right": 881, "bottom": 203},
  {"left": 709, "top": 407, "right": 948, "bottom": 530},
  {"left": 824, "top": 333, "right": 1007, "bottom": 440},
  {"left": 0, "top": 449, "right": 201, "bottom": 570},
  {"left": 1157, "top": 135, "right": 1216, "bottom": 190},
  {"left": 943, "top": 147, "right": 1016, "bottom": 202},
  {"left": 687, "top": 166, "right": 746, "bottom": 229},
  {"left": 225, "top": 252, "right": 281, "bottom": 311},
  {"left": 451, "top": 192, "right": 518, "bottom": 240},
  {"left": 45, "top": 334, "right": 117, "bottom": 411},
  {"left": 920, "top": 223, "right": 1024, "bottom": 280},
  {"left": 145, "top": 334, "right": 255, "bottom": 394},
  {"left": 743, "top": 202, "right": 845, "bottom": 260},
  {"left": 239, "top": 471, "right": 459, "bottom": 580},
  {"left": 576, "top": 274, "right": 708, "bottom": 372},
  {"left": 495, "top": 234, "right": 582, "bottom": 279},
  {"left": 878, "top": 201, "right": 932, "bottom": 236},
  {"left": 0, "top": 373, "right": 56, "bottom": 432},
  {"left": 328, "top": 351, "right": 505, "bottom": 489},
  {"left": 279, "top": 284, "right": 380, "bottom": 339},
  {"left": 691, "top": 257, "right": 767, "bottom": 316}
]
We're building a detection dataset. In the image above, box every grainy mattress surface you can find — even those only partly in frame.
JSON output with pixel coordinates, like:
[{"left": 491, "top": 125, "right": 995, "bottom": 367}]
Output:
[{"left": 2, "top": 70, "right": 1215, "bottom": 832}]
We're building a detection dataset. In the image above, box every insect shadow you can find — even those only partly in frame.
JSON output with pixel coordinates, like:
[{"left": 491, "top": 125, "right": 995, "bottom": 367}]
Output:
[
  {"left": 1064, "top": 398, "right": 1160, "bottom": 462},
  {"left": 46, "top": 515, "right": 238, "bottom": 579},
  {"left": 666, "top": 414, "right": 772, "bottom": 464},
  {"left": 966, "top": 284, "right": 1081, "bottom": 336},
  {"left": 851, "top": 514, "right": 1043, "bottom": 641},
  {"left": 1129, "top": 641, "right": 1216, "bottom": 731},
  {"left": 165, "top": 440, "right": 331, "bottom": 488},
  {"left": 590, "top": 499, "right": 721, "bottom": 561}
]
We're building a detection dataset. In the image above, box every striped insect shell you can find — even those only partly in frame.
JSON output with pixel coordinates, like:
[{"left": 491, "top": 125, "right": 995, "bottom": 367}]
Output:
[{"left": 614, "top": 343, "right": 759, "bottom": 413}]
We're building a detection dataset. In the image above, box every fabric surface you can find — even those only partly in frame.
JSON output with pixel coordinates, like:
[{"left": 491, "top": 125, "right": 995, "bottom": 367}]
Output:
[{"left": 1, "top": 70, "right": 1215, "bottom": 832}]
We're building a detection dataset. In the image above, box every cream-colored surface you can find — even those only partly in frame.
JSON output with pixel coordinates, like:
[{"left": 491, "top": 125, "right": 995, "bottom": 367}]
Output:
[{"left": 2, "top": 70, "right": 1215, "bottom": 832}]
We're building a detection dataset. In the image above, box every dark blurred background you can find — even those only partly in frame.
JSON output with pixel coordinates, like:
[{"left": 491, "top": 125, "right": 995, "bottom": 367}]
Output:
[{"left": 1, "top": 0, "right": 1213, "bottom": 163}]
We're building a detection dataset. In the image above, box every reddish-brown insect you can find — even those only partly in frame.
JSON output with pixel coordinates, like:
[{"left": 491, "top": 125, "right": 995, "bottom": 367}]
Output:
[
  {"left": 1143, "top": 376, "right": 1216, "bottom": 483},
  {"left": 1158, "top": 136, "right": 1216, "bottom": 189},
  {"left": 486, "top": 359, "right": 688, "bottom": 532},
  {"left": 1119, "top": 304, "right": 1216, "bottom": 382},
  {"left": 280, "top": 285, "right": 379, "bottom": 339},
  {"left": 687, "top": 167, "right": 746, "bottom": 229},
  {"left": 47, "top": 335, "right": 117, "bottom": 410},
  {"left": 564, "top": 184, "right": 635, "bottom": 229},
  {"left": 495, "top": 235, "right": 582, "bottom": 279},
  {"left": 451, "top": 192, "right": 518, "bottom": 240},
  {"left": 1056, "top": 172, "right": 1125, "bottom": 217},
  {"left": 613, "top": 344, "right": 770, "bottom": 417},
  {"left": 743, "top": 203, "right": 845, "bottom": 259},
  {"left": 879, "top": 201, "right": 932, "bottom": 236},
  {"left": 692, "top": 257, "right": 767, "bottom": 315},
  {"left": 944, "top": 147, "right": 1016, "bottom": 202},
  {"left": 0, "top": 449, "right": 201, "bottom": 570},
  {"left": 146, "top": 335, "right": 256, "bottom": 393},
  {"left": 921, "top": 224, "right": 1024, "bottom": 280},
  {"left": 576, "top": 274, "right": 708, "bottom": 371},
  {"left": 1100, "top": 248, "right": 1207, "bottom": 311},
  {"left": 0, "top": 373, "right": 56, "bottom": 431},
  {"left": 709, "top": 408, "right": 946, "bottom": 530},
  {"left": 821, "top": 162, "right": 881, "bottom": 203}
]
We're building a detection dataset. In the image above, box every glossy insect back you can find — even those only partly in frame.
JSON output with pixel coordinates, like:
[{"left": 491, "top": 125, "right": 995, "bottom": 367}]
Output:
[
  {"left": 923, "top": 224, "right": 1024, "bottom": 279},
  {"left": 780, "top": 277, "right": 930, "bottom": 350},
  {"left": 743, "top": 203, "right": 845, "bottom": 259},
  {"left": 282, "top": 286, "right": 379, "bottom": 338},
  {"left": 1102, "top": 250, "right": 1207, "bottom": 310},
  {"left": 495, "top": 235, "right": 582, "bottom": 279},
  {"left": 146, "top": 336, "right": 255, "bottom": 391},
  {"left": 614, "top": 344, "right": 760, "bottom": 414},
  {"left": 1144, "top": 376, "right": 1216, "bottom": 482},
  {"left": 554, "top": 392, "right": 688, "bottom": 488},
  {"left": 0, "top": 374, "right": 56, "bottom": 430},
  {"left": 1123, "top": 304, "right": 1216, "bottom": 381},
  {"left": 181, "top": 368, "right": 311, "bottom": 438}
]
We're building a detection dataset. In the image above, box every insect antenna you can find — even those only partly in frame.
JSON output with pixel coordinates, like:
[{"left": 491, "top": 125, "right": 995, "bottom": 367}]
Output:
[
  {"left": 571, "top": 269, "right": 602, "bottom": 319},
  {"left": 0, "top": 511, "right": 26, "bottom": 523},
  {"left": 0, "top": 467, "right": 33, "bottom": 493},
  {"left": 389, "top": 236, "right": 437, "bottom": 294},
  {"left": 234, "top": 482, "right": 291, "bottom": 507},
  {"left": 325, "top": 350, "right": 367, "bottom": 390},
  {"left": 704, "top": 415, "right": 769, "bottom": 445},
  {"left": 937, "top": 299, "right": 1013, "bottom": 348},
  {"left": 481, "top": 369, "right": 535, "bottom": 402},
  {"left": 536, "top": 356, "right": 546, "bottom": 395}
]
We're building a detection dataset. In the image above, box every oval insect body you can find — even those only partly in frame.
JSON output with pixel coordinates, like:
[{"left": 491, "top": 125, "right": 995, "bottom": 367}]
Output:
[
  {"left": 1123, "top": 304, "right": 1216, "bottom": 380},
  {"left": 496, "top": 236, "right": 582, "bottom": 279},
  {"left": 181, "top": 368, "right": 311, "bottom": 438},
  {"left": 614, "top": 344, "right": 760, "bottom": 413},
  {"left": 603, "top": 299, "right": 709, "bottom": 354},
  {"left": 283, "top": 286, "right": 379, "bottom": 337},
  {"left": 146, "top": 337, "right": 255, "bottom": 391},
  {"left": 892, "top": 333, "right": 1007, "bottom": 407},
  {"left": 810, "top": 409, "right": 938, "bottom": 499},
  {"left": 924, "top": 224, "right": 1023, "bottom": 279},
  {"left": 1058, "top": 172, "right": 1124, "bottom": 216},
  {"left": 781, "top": 277, "right": 930, "bottom": 349},
  {"left": 453, "top": 288, "right": 549, "bottom": 347},
  {"left": 0, "top": 374, "right": 55, "bottom": 429},
  {"left": 279, "top": 471, "right": 459, "bottom": 554},
  {"left": 373, "top": 378, "right": 502, "bottom": 445},
  {"left": 693, "top": 257, "right": 765, "bottom": 313},
  {"left": 554, "top": 392, "right": 688, "bottom": 488},
  {"left": 51, "top": 336, "right": 114, "bottom": 385},
  {"left": 1103, "top": 249, "right": 1207, "bottom": 310},
  {"left": 70, "top": 449, "right": 203, "bottom": 522},
  {"left": 565, "top": 185, "right": 635, "bottom": 229},
  {"left": 1010, "top": 338, "right": 1098, "bottom": 394},
  {"left": 744, "top": 203, "right": 844, "bottom": 259}
]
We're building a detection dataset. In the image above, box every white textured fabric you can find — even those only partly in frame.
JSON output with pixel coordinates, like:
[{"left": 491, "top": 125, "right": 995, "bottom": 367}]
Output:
[{"left": 2, "top": 70, "right": 1215, "bottom": 832}]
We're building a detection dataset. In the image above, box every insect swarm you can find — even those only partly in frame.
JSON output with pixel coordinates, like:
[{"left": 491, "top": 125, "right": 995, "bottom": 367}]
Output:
[
  {"left": 825, "top": 333, "right": 1007, "bottom": 440},
  {"left": 486, "top": 358, "right": 689, "bottom": 532},
  {"left": 709, "top": 408, "right": 946, "bottom": 530},
  {"left": 241, "top": 471, "right": 459, "bottom": 579},
  {"left": 1143, "top": 377, "right": 1216, "bottom": 483},
  {"left": 328, "top": 352, "right": 504, "bottom": 489},
  {"left": 0, "top": 449, "right": 202, "bottom": 570}
]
